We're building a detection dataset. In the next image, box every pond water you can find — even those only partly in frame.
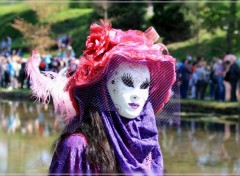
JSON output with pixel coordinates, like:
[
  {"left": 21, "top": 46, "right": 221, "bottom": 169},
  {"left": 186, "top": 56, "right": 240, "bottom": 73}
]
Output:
[{"left": 0, "top": 99, "right": 239, "bottom": 175}]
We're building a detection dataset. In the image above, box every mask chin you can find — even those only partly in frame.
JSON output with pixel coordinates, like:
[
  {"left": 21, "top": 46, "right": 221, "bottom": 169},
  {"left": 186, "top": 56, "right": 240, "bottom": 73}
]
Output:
[
  {"left": 118, "top": 107, "right": 141, "bottom": 119},
  {"left": 106, "top": 60, "right": 150, "bottom": 119}
]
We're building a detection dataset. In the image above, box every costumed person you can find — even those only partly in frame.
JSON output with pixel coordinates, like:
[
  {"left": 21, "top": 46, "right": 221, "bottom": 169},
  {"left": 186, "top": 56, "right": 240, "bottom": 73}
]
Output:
[{"left": 26, "top": 20, "right": 179, "bottom": 175}]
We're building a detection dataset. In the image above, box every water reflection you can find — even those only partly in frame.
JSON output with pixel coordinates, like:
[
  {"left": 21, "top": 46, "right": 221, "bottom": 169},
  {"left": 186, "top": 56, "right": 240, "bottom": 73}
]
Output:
[
  {"left": 0, "top": 99, "right": 64, "bottom": 173},
  {"left": 0, "top": 99, "right": 239, "bottom": 175},
  {"left": 161, "top": 119, "right": 240, "bottom": 175},
  {"left": 0, "top": 100, "right": 64, "bottom": 136}
]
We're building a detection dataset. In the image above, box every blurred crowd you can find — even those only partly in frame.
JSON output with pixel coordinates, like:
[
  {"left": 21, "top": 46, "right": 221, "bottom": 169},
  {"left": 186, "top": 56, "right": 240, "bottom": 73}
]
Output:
[
  {"left": 0, "top": 34, "right": 79, "bottom": 90},
  {"left": 1, "top": 35, "right": 240, "bottom": 102},
  {"left": 177, "top": 54, "right": 240, "bottom": 102}
]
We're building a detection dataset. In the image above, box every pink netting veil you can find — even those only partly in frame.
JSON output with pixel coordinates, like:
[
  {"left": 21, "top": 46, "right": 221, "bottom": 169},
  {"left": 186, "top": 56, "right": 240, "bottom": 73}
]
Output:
[{"left": 26, "top": 20, "right": 180, "bottom": 126}]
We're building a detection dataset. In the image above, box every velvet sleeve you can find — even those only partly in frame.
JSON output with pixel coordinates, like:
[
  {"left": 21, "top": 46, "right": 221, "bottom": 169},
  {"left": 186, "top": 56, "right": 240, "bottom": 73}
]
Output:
[{"left": 49, "top": 133, "right": 92, "bottom": 175}]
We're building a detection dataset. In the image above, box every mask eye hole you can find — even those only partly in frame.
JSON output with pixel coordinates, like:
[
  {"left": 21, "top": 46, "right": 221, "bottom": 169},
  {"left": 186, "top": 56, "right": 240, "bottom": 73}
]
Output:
[
  {"left": 140, "top": 79, "right": 150, "bottom": 89},
  {"left": 121, "top": 73, "right": 134, "bottom": 88}
]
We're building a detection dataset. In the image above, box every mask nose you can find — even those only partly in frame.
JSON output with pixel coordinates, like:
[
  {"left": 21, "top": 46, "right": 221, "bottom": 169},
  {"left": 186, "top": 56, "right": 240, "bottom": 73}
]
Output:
[{"left": 131, "top": 95, "right": 140, "bottom": 102}]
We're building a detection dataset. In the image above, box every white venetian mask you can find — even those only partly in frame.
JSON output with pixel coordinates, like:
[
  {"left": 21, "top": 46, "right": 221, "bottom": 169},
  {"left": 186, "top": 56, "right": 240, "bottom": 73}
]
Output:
[{"left": 107, "top": 61, "right": 150, "bottom": 119}]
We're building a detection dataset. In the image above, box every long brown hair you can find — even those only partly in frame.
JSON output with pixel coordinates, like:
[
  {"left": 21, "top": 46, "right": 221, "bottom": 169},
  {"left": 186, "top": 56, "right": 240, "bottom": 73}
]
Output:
[
  {"left": 53, "top": 107, "right": 117, "bottom": 173},
  {"left": 79, "top": 108, "right": 117, "bottom": 172}
]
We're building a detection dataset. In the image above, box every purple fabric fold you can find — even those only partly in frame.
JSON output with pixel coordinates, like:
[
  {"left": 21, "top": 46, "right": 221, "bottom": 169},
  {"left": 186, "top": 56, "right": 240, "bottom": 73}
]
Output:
[
  {"left": 49, "top": 78, "right": 164, "bottom": 175},
  {"left": 101, "top": 101, "right": 164, "bottom": 175},
  {"left": 49, "top": 101, "right": 164, "bottom": 176},
  {"left": 49, "top": 133, "right": 96, "bottom": 175}
]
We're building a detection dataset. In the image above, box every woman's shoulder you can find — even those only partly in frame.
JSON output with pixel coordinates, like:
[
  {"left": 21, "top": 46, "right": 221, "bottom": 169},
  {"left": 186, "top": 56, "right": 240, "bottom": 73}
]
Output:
[
  {"left": 60, "top": 133, "right": 88, "bottom": 150},
  {"left": 50, "top": 133, "right": 89, "bottom": 172}
]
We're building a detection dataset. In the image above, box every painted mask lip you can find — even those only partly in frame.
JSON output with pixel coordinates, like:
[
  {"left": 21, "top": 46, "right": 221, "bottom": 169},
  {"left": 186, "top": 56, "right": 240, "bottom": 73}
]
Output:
[{"left": 128, "top": 103, "right": 140, "bottom": 109}]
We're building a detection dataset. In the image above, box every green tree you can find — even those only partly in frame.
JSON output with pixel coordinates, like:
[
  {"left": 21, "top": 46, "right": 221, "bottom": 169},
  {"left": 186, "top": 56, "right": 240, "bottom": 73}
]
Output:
[
  {"left": 69, "top": 0, "right": 92, "bottom": 9},
  {"left": 199, "top": 2, "right": 228, "bottom": 33},
  {"left": 183, "top": 1, "right": 206, "bottom": 55},
  {"left": 151, "top": 1, "right": 193, "bottom": 44},
  {"left": 198, "top": 1, "right": 238, "bottom": 53},
  {"left": 94, "top": 0, "right": 148, "bottom": 30},
  {"left": 93, "top": 1, "right": 112, "bottom": 21},
  {"left": 11, "top": 4, "right": 55, "bottom": 53},
  {"left": 226, "top": 0, "right": 237, "bottom": 53}
]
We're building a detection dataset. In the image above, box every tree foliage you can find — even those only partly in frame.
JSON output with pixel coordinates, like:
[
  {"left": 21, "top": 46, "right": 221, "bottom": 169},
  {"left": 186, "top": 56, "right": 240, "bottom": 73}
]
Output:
[
  {"left": 95, "top": 0, "right": 148, "bottom": 30},
  {"left": 199, "top": 2, "right": 229, "bottom": 33},
  {"left": 11, "top": 18, "right": 54, "bottom": 53},
  {"left": 226, "top": 0, "right": 237, "bottom": 53},
  {"left": 11, "top": 5, "right": 55, "bottom": 53},
  {"left": 198, "top": 1, "right": 238, "bottom": 53},
  {"left": 69, "top": 0, "right": 92, "bottom": 9},
  {"left": 151, "top": 2, "right": 193, "bottom": 44},
  {"left": 2, "top": 1, "right": 240, "bottom": 58}
]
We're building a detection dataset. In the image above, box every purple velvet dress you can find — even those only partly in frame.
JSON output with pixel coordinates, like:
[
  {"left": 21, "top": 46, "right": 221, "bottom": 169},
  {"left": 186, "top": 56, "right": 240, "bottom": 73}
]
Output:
[
  {"left": 49, "top": 102, "right": 164, "bottom": 176},
  {"left": 49, "top": 80, "right": 165, "bottom": 175},
  {"left": 49, "top": 133, "right": 98, "bottom": 175}
]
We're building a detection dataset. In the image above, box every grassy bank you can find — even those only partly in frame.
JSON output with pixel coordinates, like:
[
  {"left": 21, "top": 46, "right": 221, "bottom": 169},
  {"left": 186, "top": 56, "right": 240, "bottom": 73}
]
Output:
[
  {"left": 0, "top": 88, "right": 31, "bottom": 99},
  {"left": 1, "top": 88, "right": 239, "bottom": 115},
  {"left": 181, "top": 99, "right": 239, "bottom": 115},
  {"left": 1, "top": 3, "right": 239, "bottom": 60}
]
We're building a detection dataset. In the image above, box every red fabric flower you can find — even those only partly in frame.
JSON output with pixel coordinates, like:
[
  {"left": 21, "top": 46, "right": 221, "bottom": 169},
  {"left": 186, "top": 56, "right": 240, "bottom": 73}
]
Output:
[
  {"left": 84, "top": 21, "right": 112, "bottom": 62},
  {"left": 68, "top": 20, "right": 174, "bottom": 90}
]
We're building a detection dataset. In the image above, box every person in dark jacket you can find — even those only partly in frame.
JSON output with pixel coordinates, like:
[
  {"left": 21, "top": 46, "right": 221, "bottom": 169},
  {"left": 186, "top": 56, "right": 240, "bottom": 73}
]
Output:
[
  {"left": 229, "top": 62, "right": 240, "bottom": 101},
  {"left": 224, "top": 54, "right": 240, "bottom": 102},
  {"left": 178, "top": 59, "right": 191, "bottom": 99}
]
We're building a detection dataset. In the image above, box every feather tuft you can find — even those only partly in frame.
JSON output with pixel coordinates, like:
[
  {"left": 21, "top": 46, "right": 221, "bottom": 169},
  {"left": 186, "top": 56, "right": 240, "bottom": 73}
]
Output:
[{"left": 26, "top": 51, "right": 76, "bottom": 122}]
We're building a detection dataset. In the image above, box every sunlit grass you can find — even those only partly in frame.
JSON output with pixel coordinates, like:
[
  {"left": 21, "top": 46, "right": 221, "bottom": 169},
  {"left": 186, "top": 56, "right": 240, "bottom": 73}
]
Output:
[
  {"left": 167, "top": 28, "right": 240, "bottom": 60},
  {"left": 181, "top": 99, "right": 239, "bottom": 108},
  {"left": 0, "top": 88, "right": 31, "bottom": 94},
  {"left": 1, "top": 3, "right": 240, "bottom": 60},
  {"left": 0, "top": 4, "right": 28, "bottom": 15},
  {"left": 42, "top": 8, "right": 93, "bottom": 23}
]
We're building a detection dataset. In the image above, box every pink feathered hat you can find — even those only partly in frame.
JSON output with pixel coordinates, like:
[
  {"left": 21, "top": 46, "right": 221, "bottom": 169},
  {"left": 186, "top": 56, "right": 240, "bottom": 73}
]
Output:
[{"left": 66, "top": 20, "right": 176, "bottom": 116}]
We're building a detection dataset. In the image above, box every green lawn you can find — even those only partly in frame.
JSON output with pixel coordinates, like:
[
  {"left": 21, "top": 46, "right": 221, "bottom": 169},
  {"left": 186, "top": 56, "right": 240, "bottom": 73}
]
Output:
[
  {"left": 0, "top": 3, "right": 239, "bottom": 61},
  {"left": 181, "top": 99, "right": 239, "bottom": 109},
  {"left": 0, "top": 88, "right": 31, "bottom": 94},
  {"left": 167, "top": 28, "right": 240, "bottom": 60},
  {"left": 0, "top": 3, "right": 96, "bottom": 56}
]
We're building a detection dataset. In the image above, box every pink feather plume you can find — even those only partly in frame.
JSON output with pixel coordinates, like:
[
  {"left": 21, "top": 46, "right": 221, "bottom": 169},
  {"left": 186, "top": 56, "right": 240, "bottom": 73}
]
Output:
[{"left": 26, "top": 51, "right": 76, "bottom": 122}]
